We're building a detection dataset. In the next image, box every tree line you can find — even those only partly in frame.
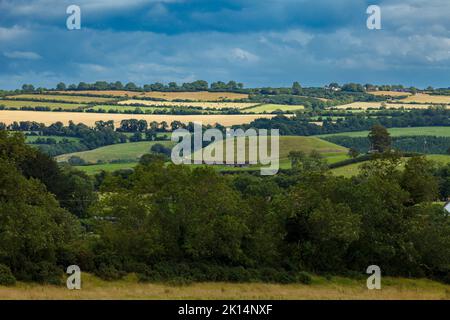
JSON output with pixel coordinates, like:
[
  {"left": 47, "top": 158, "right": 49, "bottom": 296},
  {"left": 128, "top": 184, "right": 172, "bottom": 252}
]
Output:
[{"left": 45, "top": 80, "right": 244, "bottom": 92}]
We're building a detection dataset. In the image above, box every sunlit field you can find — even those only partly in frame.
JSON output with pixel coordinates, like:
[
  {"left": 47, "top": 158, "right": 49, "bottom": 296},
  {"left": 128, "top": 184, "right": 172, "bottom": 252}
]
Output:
[
  {"left": 0, "top": 110, "right": 277, "bottom": 126},
  {"left": 53, "top": 90, "right": 249, "bottom": 101},
  {"left": 1, "top": 273, "right": 449, "bottom": 300}
]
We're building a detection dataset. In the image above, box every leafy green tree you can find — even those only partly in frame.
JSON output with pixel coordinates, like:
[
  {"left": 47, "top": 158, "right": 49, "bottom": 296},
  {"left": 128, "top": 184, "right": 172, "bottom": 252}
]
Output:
[
  {"left": 289, "top": 150, "right": 327, "bottom": 173},
  {"left": 68, "top": 155, "right": 86, "bottom": 166},
  {"left": 407, "top": 204, "right": 450, "bottom": 281},
  {"left": 308, "top": 200, "right": 361, "bottom": 270},
  {"left": 368, "top": 124, "right": 391, "bottom": 152},
  {"left": 401, "top": 156, "right": 439, "bottom": 205},
  {"left": 348, "top": 147, "right": 360, "bottom": 158},
  {"left": 150, "top": 143, "right": 171, "bottom": 157},
  {"left": 55, "top": 165, "right": 97, "bottom": 218},
  {"left": 21, "top": 84, "right": 35, "bottom": 92},
  {"left": 139, "top": 153, "right": 168, "bottom": 165},
  {"left": 56, "top": 82, "right": 66, "bottom": 90},
  {"left": 289, "top": 151, "right": 306, "bottom": 170},
  {"left": 292, "top": 82, "right": 302, "bottom": 95},
  {"left": 125, "top": 82, "right": 138, "bottom": 91},
  {"left": 0, "top": 159, "right": 80, "bottom": 283}
]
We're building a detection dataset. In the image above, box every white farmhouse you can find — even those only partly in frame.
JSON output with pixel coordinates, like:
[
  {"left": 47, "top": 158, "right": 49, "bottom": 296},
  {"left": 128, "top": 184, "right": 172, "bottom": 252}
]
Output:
[{"left": 445, "top": 202, "right": 450, "bottom": 213}]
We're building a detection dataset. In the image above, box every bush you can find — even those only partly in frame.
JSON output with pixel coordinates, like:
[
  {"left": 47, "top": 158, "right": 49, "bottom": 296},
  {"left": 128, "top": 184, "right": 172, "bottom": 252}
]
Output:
[
  {"left": 272, "top": 271, "right": 296, "bottom": 284},
  {"left": 31, "top": 261, "right": 63, "bottom": 285},
  {"left": 226, "top": 266, "right": 252, "bottom": 282},
  {"left": 0, "top": 264, "right": 16, "bottom": 286},
  {"left": 68, "top": 155, "right": 87, "bottom": 166},
  {"left": 95, "top": 264, "right": 124, "bottom": 281},
  {"left": 150, "top": 143, "right": 172, "bottom": 157},
  {"left": 296, "top": 271, "right": 312, "bottom": 285}
]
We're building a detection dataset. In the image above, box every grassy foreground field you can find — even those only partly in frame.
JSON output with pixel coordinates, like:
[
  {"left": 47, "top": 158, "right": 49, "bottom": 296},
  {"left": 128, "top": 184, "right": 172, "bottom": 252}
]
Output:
[{"left": 1, "top": 273, "right": 450, "bottom": 300}]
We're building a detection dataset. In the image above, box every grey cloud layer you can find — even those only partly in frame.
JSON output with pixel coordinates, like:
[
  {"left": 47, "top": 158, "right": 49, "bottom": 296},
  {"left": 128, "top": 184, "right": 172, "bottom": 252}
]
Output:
[{"left": 0, "top": 0, "right": 448, "bottom": 88}]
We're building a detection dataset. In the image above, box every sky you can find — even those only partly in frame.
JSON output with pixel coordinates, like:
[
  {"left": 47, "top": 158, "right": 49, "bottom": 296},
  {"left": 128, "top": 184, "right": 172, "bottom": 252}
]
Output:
[{"left": 0, "top": 0, "right": 449, "bottom": 89}]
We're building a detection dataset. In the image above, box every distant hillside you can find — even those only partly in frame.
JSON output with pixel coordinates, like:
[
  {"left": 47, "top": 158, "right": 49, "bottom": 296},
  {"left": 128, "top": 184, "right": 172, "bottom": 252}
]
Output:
[
  {"left": 56, "top": 140, "right": 174, "bottom": 164},
  {"left": 193, "top": 136, "right": 348, "bottom": 166}
]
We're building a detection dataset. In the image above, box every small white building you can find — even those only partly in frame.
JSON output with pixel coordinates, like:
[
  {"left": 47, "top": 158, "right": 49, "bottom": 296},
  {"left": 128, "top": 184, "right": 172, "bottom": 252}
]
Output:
[{"left": 445, "top": 202, "right": 450, "bottom": 213}]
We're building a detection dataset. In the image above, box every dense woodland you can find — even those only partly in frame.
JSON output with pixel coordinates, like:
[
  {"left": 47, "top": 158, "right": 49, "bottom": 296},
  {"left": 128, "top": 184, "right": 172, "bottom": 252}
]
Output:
[{"left": 1, "top": 130, "right": 450, "bottom": 286}]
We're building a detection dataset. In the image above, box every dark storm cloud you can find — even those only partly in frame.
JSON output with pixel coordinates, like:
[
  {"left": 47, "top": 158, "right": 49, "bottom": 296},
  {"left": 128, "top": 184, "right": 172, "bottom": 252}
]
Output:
[{"left": 0, "top": 0, "right": 448, "bottom": 89}]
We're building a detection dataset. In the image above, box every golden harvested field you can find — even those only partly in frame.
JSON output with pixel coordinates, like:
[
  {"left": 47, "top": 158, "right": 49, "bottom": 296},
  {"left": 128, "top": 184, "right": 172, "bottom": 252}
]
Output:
[
  {"left": 399, "top": 93, "right": 450, "bottom": 104},
  {"left": 331, "top": 102, "right": 447, "bottom": 110},
  {"left": 118, "top": 99, "right": 258, "bottom": 109},
  {"left": 6, "top": 94, "right": 115, "bottom": 103},
  {"left": 1, "top": 273, "right": 450, "bottom": 300},
  {"left": 140, "top": 91, "right": 249, "bottom": 101},
  {"left": 242, "top": 104, "right": 304, "bottom": 113},
  {"left": 369, "top": 91, "right": 412, "bottom": 97},
  {"left": 53, "top": 90, "right": 249, "bottom": 101},
  {"left": 0, "top": 110, "right": 276, "bottom": 127}
]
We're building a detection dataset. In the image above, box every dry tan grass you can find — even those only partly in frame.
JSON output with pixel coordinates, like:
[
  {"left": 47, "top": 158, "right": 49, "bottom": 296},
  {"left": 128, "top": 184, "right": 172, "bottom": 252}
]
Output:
[
  {"left": 52, "top": 91, "right": 249, "bottom": 101},
  {"left": 369, "top": 91, "right": 412, "bottom": 97},
  {"left": 118, "top": 99, "right": 258, "bottom": 109},
  {"left": 1, "top": 274, "right": 449, "bottom": 300},
  {"left": 140, "top": 91, "right": 249, "bottom": 101},
  {"left": 399, "top": 93, "right": 450, "bottom": 104},
  {"left": 0, "top": 110, "right": 276, "bottom": 127}
]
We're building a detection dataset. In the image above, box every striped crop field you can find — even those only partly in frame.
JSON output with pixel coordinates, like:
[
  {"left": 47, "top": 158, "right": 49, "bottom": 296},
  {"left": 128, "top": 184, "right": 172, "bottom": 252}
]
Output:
[
  {"left": 0, "top": 110, "right": 278, "bottom": 126},
  {"left": 0, "top": 99, "right": 86, "bottom": 109},
  {"left": 330, "top": 102, "right": 446, "bottom": 110},
  {"left": 117, "top": 99, "right": 259, "bottom": 109},
  {"left": 6, "top": 94, "right": 115, "bottom": 103},
  {"left": 52, "top": 90, "right": 249, "bottom": 101}
]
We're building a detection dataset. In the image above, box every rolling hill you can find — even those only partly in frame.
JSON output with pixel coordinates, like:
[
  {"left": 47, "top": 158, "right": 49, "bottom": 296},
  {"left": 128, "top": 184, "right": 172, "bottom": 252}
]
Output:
[{"left": 192, "top": 135, "right": 348, "bottom": 168}]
